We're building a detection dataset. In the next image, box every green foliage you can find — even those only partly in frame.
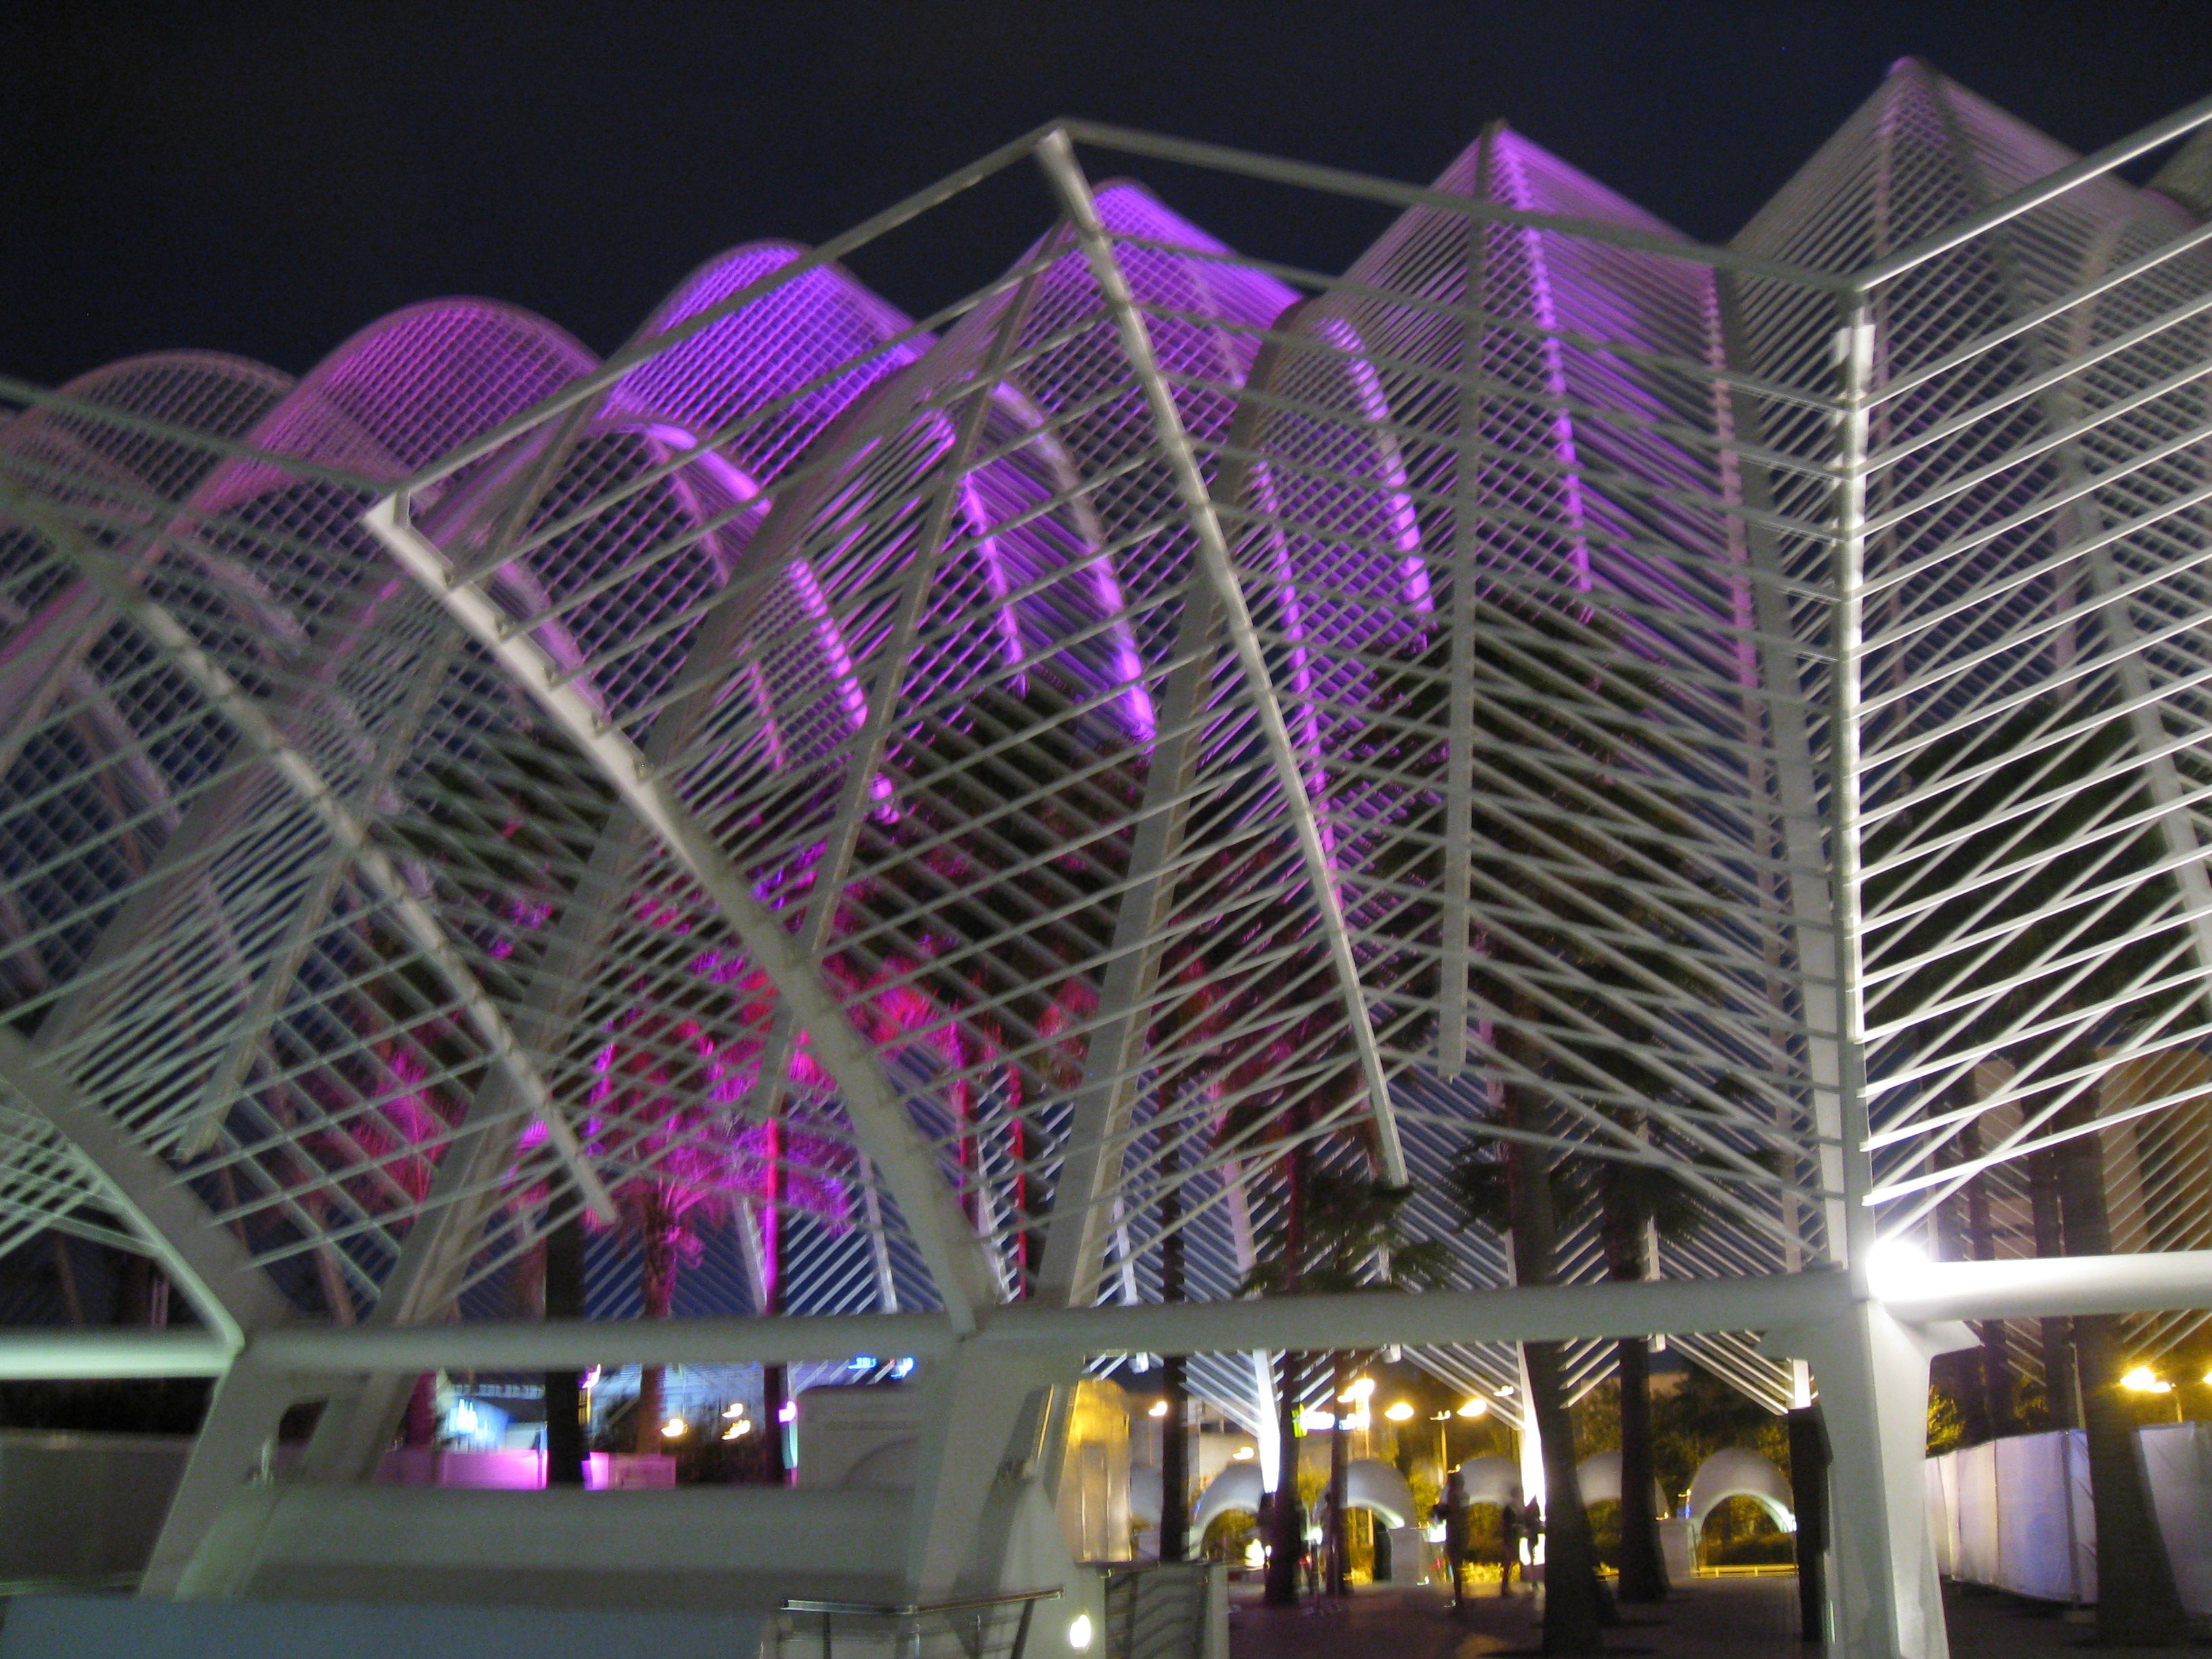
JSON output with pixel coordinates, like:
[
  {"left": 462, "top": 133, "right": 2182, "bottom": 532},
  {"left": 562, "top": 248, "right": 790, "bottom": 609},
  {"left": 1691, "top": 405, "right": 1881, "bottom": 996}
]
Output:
[
  {"left": 1646, "top": 1361, "right": 1788, "bottom": 1507},
  {"left": 1572, "top": 1377, "right": 1622, "bottom": 1458},
  {"left": 1927, "top": 1387, "right": 1964, "bottom": 1455},
  {"left": 1240, "top": 1167, "right": 1452, "bottom": 1296}
]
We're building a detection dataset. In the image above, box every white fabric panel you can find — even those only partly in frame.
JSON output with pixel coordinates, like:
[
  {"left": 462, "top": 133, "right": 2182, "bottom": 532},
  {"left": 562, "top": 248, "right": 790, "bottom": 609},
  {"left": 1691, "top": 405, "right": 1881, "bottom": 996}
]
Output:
[
  {"left": 1928, "top": 1426, "right": 2212, "bottom": 1612},
  {"left": 2142, "top": 1425, "right": 2212, "bottom": 1616}
]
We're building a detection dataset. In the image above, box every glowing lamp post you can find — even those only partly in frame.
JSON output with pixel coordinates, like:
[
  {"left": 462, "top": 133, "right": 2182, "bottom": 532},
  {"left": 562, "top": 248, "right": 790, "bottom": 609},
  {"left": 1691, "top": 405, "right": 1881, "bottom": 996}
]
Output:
[{"left": 2124, "top": 1366, "right": 2183, "bottom": 1422}]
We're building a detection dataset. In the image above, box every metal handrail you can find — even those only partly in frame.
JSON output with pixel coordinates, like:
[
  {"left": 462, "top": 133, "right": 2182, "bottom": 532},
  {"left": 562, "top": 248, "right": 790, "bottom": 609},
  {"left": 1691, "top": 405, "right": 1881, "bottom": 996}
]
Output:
[{"left": 779, "top": 1589, "right": 1062, "bottom": 1618}]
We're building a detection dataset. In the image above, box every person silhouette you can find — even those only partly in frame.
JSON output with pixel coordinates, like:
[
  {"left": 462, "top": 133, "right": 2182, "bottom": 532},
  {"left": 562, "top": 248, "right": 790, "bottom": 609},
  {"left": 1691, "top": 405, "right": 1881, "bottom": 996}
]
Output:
[{"left": 1435, "top": 1469, "right": 1469, "bottom": 1608}]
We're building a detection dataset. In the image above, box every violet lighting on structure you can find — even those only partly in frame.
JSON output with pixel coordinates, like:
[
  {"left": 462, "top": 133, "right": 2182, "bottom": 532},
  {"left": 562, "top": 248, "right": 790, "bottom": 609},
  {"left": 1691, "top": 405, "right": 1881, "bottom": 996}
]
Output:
[{"left": 3, "top": 62, "right": 2212, "bottom": 1653}]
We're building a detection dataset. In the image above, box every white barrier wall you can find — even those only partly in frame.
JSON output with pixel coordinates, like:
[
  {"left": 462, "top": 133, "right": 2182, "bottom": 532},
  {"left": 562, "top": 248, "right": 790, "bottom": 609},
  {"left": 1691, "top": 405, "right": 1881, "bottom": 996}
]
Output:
[
  {"left": 1924, "top": 1424, "right": 2212, "bottom": 1612},
  {"left": 0, "top": 1594, "right": 762, "bottom": 1659},
  {"left": 0, "top": 1431, "right": 190, "bottom": 1582}
]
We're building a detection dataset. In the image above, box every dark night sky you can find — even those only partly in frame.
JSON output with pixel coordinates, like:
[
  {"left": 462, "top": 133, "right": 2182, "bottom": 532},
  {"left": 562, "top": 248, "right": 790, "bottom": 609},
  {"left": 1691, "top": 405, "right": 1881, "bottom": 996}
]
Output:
[{"left": 5, "top": 1, "right": 2209, "bottom": 388}]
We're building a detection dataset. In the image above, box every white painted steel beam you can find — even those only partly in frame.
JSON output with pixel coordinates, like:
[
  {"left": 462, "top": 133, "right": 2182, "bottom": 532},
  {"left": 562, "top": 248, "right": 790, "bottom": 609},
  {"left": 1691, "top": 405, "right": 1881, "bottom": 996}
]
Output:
[
  {"left": 1034, "top": 127, "right": 1408, "bottom": 1187},
  {"left": 22, "top": 501, "right": 617, "bottom": 1230},
  {"left": 0, "top": 1029, "right": 287, "bottom": 1349},
  {"left": 365, "top": 494, "right": 1001, "bottom": 1328},
  {"left": 2, "top": 1251, "right": 2205, "bottom": 1379}
]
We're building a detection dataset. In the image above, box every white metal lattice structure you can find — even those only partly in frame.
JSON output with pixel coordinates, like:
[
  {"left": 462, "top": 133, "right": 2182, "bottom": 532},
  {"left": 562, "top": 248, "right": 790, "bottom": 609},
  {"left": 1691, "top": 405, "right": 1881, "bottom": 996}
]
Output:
[{"left": 5, "top": 60, "right": 2212, "bottom": 1656}]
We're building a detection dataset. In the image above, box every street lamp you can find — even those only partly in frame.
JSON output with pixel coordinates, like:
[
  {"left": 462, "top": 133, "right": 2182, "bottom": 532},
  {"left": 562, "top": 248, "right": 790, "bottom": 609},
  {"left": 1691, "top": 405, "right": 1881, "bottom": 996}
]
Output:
[
  {"left": 1456, "top": 1399, "right": 1489, "bottom": 1418},
  {"left": 1385, "top": 1400, "right": 1416, "bottom": 1422},
  {"left": 2123, "top": 1366, "right": 2182, "bottom": 1422}
]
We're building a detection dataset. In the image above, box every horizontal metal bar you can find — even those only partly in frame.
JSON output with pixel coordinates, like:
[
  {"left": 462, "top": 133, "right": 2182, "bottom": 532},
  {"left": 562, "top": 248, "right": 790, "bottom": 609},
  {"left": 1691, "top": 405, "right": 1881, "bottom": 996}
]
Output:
[
  {"left": 1853, "top": 88, "right": 2212, "bottom": 290},
  {"left": 1058, "top": 120, "right": 1856, "bottom": 295},
  {"left": 781, "top": 1590, "right": 1062, "bottom": 1616}
]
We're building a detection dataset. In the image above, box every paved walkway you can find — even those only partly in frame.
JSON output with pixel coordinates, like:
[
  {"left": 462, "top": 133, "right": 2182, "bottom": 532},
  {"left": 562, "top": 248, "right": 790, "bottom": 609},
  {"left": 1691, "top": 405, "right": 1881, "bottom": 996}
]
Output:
[{"left": 1227, "top": 1574, "right": 2191, "bottom": 1659}]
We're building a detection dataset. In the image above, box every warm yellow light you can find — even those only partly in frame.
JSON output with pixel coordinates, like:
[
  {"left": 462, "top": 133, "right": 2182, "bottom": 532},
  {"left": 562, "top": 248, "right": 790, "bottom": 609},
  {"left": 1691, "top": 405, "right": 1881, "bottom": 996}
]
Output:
[
  {"left": 661, "top": 1416, "right": 689, "bottom": 1438},
  {"left": 722, "top": 1420, "right": 752, "bottom": 1439},
  {"left": 722, "top": 1402, "right": 746, "bottom": 1419},
  {"left": 1456, "top": 1399, "right": 1489, "bottom": 1418},
  {"left": 1232, "top": 1445, "right": 1255, "bottom": 1461},
  {"left": 1148, "top": 1399, "right": 1170, "bottom": 1418},
  {"left": 1339, "top": 1376, "right": 1376, "bottom": 1403},
  {"left": 2123, "top": 1366, "right": 2172, "bottom": 1393},
  {"left": 1384, "top": 1401, "right": 1416, "bottom": 1422},
  {"left": 1067, "top": 1613, "right": 1094, "bottom": 1652}
]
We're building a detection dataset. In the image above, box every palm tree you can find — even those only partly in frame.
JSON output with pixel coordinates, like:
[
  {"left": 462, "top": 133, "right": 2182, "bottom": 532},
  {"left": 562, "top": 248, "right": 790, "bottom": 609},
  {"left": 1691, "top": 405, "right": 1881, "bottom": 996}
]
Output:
[
  {"left": 1588, "top": 1153, "right": 1700, "bottom": 1602},
  {"left": 1242, "top": 1164, "right": 1449, "bottom": 1595},
  {"left": 1864, "top": 693, "right": 2194, "bottom": 1644},
  {"left": 1378, "top": 593, "right": 1737, "bottom": 1652}
]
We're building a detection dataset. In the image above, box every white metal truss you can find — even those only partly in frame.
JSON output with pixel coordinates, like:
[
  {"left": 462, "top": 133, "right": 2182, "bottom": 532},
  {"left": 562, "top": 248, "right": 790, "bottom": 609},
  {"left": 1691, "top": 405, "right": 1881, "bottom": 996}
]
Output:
[{"left": 0, "top": 70, "right": 2209, "bottom": 1488}]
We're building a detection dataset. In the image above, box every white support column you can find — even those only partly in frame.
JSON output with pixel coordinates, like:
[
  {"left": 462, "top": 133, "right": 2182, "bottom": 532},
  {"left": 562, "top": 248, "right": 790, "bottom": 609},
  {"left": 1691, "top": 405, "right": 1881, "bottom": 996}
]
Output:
[
  {"left": 21, "top": 501, "right": 614, "bottom": 1229},
  {"left": 1766, "top": 1306, "right": 1976, "bottom": 1659},
  {"left": 1034, "top": 128, "right": 1406, "bottom": 1187},
  {"left": 1514, "top": 1344, "right": 1545, "bottom": 1513},
  {"left": 301, "top": 789, "right": 665, "bottom": 1481},
  {"left": 1713, "top": 272, "right": 1858, "bottom": 1266},
  {"left": 1250, "top": 1351, "right": 1280, "bottom": 1496},
  {"left": 902, "top": 1343, "right": 1067, "bottom": 1596},
  {"left": 367, "top": 495, "right": 1000, "bottom": 1328},
  {"left": 139, "top": 1357, "right": 306, "bottom": 1597},
  {"left": 1033, "top": 579, "right": 1219, "bottom": 1308},
  {"left": 726, "top": 268, "right": 1043, "bottom": 1187},
  {"left": 0, "top": 1030, "right": 287, "bottom": 1349}
]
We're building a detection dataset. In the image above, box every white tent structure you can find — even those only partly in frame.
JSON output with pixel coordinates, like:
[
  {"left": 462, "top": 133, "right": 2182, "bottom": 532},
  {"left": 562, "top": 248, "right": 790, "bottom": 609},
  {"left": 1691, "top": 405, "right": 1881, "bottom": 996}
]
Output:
[{"left": 3, "top": 62, "right": 2212, "bottom": 1659}]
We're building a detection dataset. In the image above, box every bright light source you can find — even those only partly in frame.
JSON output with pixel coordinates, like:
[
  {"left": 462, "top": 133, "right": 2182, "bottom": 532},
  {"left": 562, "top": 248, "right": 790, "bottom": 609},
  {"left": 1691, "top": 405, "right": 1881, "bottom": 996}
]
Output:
[
  {"left": 722, "top": 1420, "right": 752, "bottom": 1440},
  {"left": 1339, "top": 1377, "right": 1376, "bottom": 1403},
  {"left": 2123, "top": 1366, "right": 2172, "bottom": 1393},
  {"left": 1303, "top": 1409, "right": 1336, "bottom": 1431},
  {"left": 1149, "top": 1399, "right": 1170, "bottom": 1418},
  {"left": 1385, "top": 1401, "right": 1416, "bottom": 1422},
  {"left": 722, "top": 1402, "right": 746, "bottom": 1419},
  {"left": 1863, "top": 1237, "right": 1928, "bottom": 1297},
  {"left": 1457, "top": 1399, "right": 1489, "bottom": 1419},
  {"left": 1232, "top": 1446, "right": 1254, "bottom": 1460},
  {"left": 661, "top": 1416, "right": 688, "bottom": 1439},
  {"left": 777, "top": 1401, "right": 797, "bottom": 1424},
  {"left": 1067, "top": 1614, "right": 1094, "bottom": 1652},
  {"left": 1496, "top": 1386, "right": 1515, "bottom": 1398},
  {"left": 1343, "top": 1409, "right": 1370, "bottom": 1431}
]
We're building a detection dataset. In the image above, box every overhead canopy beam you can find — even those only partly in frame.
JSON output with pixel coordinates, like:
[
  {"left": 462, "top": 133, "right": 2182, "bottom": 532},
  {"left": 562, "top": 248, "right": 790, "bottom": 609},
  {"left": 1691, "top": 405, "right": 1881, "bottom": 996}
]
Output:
[
  {"left": 0, "top": 1029, "right": 290, "bottom": 1351},
  {"left": 1034, "top": 128, "right": 1406, "bottom": 1185},
  {"left": 9, "top": 1251, "right": 2203, "bottom": 1378},
  {"left": 365, "top": 495, "right": 1001, "bottom": 1329}
]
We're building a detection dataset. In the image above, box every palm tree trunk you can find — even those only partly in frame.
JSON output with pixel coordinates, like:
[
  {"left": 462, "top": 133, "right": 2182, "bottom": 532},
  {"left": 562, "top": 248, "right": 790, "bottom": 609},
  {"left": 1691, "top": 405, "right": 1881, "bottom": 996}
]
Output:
[
  {"left": 1328, "top": 1352, "right": 1351, "bottom": 1595},
  {"left": 1502, "top": 1008, "right": 1607, "bottom": 1654},
  {"left": 1935, "top": 1101, "right": 1996, "bottom": 1442},
  {"left": 1267, "top": 1348, "right": 1305, "bottom": 1604},
  {"left": 544, "top": 1212, "right": 587, "bottom": 1486},
  {"left": 2028, "top": 1145, "right": 2077, "bottom": 1427},
  {"left": 633, "top": 1202, "right": 674, "bottom": 1456},
  {"left": 1158, "top": 1134, "right": 1189, "bottom": 1562},
  {"left": 1954, "top": 1118, "right": 2015, "bottom": 1437},
  {"left": 1614, "top": 1335, "right": 1665, "bottom": 1601},
  {"left": 2053, "top": 1103, "right": 2189, "bottom": 1645},
  {"left": 1265, "top": 1122, "right": 1307, "bottom": 1606},
  {"left": 1599, "top": 1183, "right": 1666, "bottom": 1603}
]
